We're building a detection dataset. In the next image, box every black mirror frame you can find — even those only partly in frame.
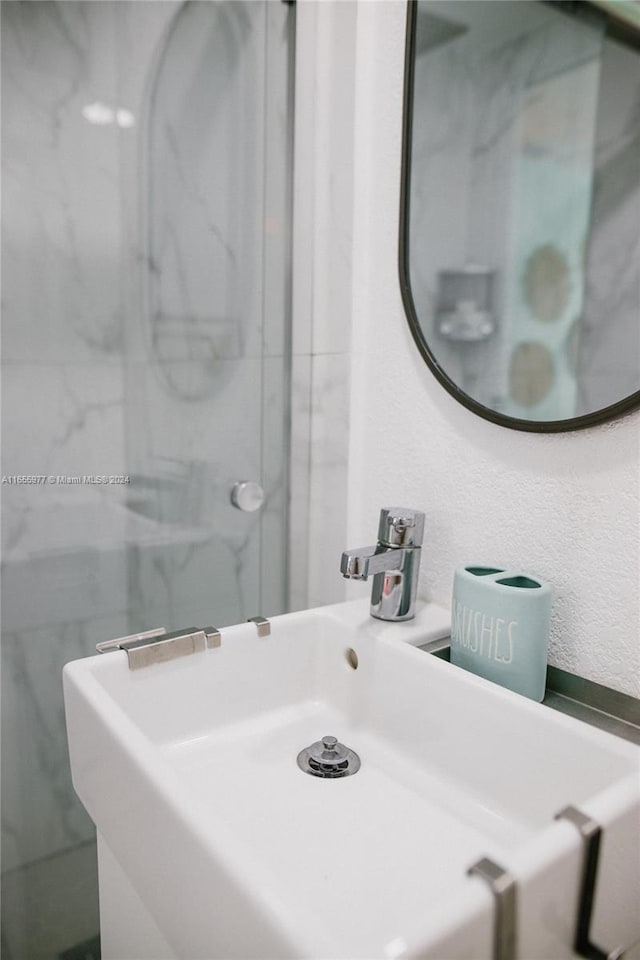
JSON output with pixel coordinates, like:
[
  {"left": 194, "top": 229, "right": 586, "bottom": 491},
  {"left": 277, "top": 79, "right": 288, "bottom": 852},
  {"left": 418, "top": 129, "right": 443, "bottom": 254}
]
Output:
[{"left": 398, "top": 0, "right": 640, "bottom": 433}]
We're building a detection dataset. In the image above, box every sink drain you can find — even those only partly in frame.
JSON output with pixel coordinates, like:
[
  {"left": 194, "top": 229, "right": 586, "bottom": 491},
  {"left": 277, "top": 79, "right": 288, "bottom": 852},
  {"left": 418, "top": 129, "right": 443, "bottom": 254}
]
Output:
[{"left": 297, "top": 735, "right": 361, "bottom": 779}]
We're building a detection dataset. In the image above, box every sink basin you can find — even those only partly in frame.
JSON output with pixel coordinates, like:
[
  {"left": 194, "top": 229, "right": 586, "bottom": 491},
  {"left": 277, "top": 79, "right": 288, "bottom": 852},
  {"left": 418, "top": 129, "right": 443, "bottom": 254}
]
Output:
[{"left": 64, "top": 599, "right": 640, "bottom": 959}]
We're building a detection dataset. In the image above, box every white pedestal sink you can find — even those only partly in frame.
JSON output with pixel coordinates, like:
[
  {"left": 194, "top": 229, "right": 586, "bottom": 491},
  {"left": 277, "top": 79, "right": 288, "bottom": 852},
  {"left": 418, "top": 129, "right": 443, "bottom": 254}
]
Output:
[{"left": 64, "top": 599, "right": 640, "bottom": 959}]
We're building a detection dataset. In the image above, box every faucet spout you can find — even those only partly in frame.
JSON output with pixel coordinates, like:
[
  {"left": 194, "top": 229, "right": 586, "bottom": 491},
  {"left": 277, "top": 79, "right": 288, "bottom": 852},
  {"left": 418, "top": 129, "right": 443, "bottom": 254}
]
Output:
[{"left": 340, "top": 545, "right": 403, "bottom": 581}]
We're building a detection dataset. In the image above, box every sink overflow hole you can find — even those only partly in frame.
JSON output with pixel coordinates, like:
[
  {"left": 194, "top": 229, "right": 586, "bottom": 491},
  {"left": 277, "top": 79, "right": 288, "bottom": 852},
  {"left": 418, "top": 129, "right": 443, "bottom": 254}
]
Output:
[{"left": 346, "top": 648, "right": 359, "bottom": 670}]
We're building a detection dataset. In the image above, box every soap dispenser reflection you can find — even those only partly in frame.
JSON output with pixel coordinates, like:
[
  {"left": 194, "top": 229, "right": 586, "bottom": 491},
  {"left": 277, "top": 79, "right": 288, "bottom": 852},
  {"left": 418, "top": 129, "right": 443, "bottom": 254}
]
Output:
[{"left": 435, "top": 265, "right": 495, "bottom": 342}]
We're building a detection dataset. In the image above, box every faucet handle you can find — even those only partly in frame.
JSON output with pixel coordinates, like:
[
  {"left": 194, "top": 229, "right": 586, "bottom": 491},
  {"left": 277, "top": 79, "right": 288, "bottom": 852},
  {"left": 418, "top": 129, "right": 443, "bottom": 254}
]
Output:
[{"left": 378, "top": 507, "right": 425, "bottom": 547}]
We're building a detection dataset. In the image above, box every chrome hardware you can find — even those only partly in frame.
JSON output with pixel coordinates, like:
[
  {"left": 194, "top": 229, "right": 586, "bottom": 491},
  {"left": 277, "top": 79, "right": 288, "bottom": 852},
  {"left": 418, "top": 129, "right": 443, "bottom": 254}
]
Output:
[
  {"left": 247, "top": 615, "right": 271, "bottom": 637},
  {"left": 125, "top": 628, "right": 206, "bottom": 670},
  {"left": 96, "top": 625, "right": 222, "bottom": 669},
  {"left": 340, "top": 507, "right": 425, "bottom": 621},
  {"left": 554, "top": 805, "right": 637, "bottom": 960},
  {"left": 231, "top": 480, "right": 265, "bottom": 512},
  {"left": 297, "top": 735, "right": 361, "bottom": 778},
  {"left": 468, "top": 857, "right": 517, "bottom": 960},
  {"left": 204, "top": 626, "right": 221, "bottom": 649},
  {"left": 377, "top": 507, "right": 425, "bottom": 547},
  {"left": 96, "top": 627, "right": 167, "bottom": 655}
]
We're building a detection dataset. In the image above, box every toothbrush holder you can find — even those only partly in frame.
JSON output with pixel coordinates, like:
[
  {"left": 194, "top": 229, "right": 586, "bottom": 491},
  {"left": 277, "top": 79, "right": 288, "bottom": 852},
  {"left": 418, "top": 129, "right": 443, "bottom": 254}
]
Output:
[{"left": 450, "top": 565, "right": 552, "bottom": 701}]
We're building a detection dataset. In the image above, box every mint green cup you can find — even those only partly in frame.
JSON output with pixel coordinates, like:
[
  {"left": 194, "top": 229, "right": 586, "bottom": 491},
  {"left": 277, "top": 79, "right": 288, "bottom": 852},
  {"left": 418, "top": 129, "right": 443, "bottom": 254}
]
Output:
[{"left": 450, "top": 565, "right": 552, "bottom": 701}]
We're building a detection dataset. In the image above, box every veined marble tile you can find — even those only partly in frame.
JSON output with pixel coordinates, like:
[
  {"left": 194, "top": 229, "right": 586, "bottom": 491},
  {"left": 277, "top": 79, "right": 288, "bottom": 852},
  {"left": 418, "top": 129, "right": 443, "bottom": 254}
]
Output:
[
  {"left": 306, "top": 353, "right": 350, "bottom": 609},
  {"left": 125, "top": 357, "right": 262, "bottom": 484},
  {"left": 0, "top": 5, "right": 294, "bottom": 924},
  {"left": 1, "top": 840, "right": 99, "bottom": 960},
  {"left": 290, "top": 1, "right": 318, "bottom": 361},
  {"left": 113, "top": 0, "right": 180, "bottom": 100},
  {"left": 147, "top": 1, "right": 272, "bottom": 366},
  {"left": 1, "top": 363, "right": 126, "bottom": 512},
  {"left": 114, "top": 0, "right": 291, "bottom": 369},
  {"left": 123, "top": 351, "right": 289, "bottom": 628},
  {"left": 260, "top": 356, "right": 290, "bottom": 617},
  {"left": 260, "top": 0, "right": 294, "bottom": 360},
  {"left": 1, "top": 614, "right": 128, "bottom": 872},
  {"left": 578, "top": 37, "right": 640, "bottom": 414},
  {"left": 1, "top": 1, "right": 125, "bottom": 364},
  {"left": 1, "top": 527, "right": 128, "bottom": 632},
  {"left": 288, "top": 354, "right": 312, "bottom": 612},
  {"left": 113, "top": 0, "right": 181, "bottom": 367},
  {"left": 410, "top": 36, "right": 476, "bottom": 387},
  {"left": 127, "top": 526, "right": 261, "bottom": 634},
  {"left": 1, "top": 362, "right": 128, "bottom": 631}
]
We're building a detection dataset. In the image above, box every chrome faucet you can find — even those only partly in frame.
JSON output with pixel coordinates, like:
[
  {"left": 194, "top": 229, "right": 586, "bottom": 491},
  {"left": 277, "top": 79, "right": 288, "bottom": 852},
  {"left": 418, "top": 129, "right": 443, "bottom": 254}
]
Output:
[{"left": 340, "top": 508, "right": 425, "bottom": 621}]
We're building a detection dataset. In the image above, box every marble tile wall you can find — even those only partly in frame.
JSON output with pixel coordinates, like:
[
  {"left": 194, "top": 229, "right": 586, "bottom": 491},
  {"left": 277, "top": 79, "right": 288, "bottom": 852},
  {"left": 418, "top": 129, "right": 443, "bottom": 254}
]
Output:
[
  {"left": 120, "top": 0, "right": 292, "bottom": 631},
  {"left": 1, "top": 0, "right": 296, "bottom": 914},
  {"left": 578, "top": 37, "right": 640, "bottom": 414},
  {"left": 1, "top": 2, "right": 125, "bottom": 368},
  {"left": 2, "top": 840, "right": 100, "bottom": 960},
  {"left": 1, "top": 0, "right": 130, "bottom": 879},
  {"left": 1, "top": 615, "right": 129, "bottom": 872}
]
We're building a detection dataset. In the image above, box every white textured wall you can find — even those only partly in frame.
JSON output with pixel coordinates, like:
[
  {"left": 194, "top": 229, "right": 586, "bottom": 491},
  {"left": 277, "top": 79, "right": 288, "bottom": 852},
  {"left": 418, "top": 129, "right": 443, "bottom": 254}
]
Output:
[{"left": 302, "top": 0, "right": 640, "bottom": 698}]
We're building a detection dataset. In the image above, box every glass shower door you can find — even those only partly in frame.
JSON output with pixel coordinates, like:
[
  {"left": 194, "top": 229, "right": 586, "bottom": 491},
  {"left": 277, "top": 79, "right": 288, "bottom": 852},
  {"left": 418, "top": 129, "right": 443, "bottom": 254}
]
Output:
[
  {"left": 125, "top": 0, "right": 293, "bottom": 633},
  {"left": 1, "top": 1, "right": 293, "bottom": 956}
]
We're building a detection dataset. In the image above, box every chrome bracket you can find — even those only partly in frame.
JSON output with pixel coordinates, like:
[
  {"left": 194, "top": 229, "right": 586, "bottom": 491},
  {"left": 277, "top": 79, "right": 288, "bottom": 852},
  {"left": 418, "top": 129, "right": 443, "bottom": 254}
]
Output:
[
  {"left": 468, "top": 857, "right": 517, "bottom": 960},
  {"left": 247, "top": 615, "right": 271, "bottom": 637},
  {"left": 96, "top": 625, "right": 221, "bottom": 670},
  {"left": 203, "top": 626, "right": 222, "bottom": 649},
  {"left": 554, "top": 805, "right": 637, "bottom": 960},
  {"left": 96, "top": 627, "right": 168, "bottom": 655}
]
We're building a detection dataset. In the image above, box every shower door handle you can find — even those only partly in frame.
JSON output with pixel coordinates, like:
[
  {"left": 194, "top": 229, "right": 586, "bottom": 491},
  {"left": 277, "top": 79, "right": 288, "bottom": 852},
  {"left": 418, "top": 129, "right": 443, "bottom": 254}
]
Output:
[{"left": 231, "top": 481, "right": 265, "bottom": 513}]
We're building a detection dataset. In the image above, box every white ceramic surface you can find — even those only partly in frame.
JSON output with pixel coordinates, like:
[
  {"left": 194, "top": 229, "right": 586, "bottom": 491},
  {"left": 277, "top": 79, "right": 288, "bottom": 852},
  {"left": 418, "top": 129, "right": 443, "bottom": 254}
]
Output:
[{"left": 64, "top": 599, "right": 640, "bottom": 959}]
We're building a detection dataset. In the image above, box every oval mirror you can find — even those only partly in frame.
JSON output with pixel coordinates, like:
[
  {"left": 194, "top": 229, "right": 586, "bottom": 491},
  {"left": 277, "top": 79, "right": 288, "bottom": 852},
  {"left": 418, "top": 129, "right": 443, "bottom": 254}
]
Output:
[{"left": 400, "top": 0, "right": 640, "bottom": 432}]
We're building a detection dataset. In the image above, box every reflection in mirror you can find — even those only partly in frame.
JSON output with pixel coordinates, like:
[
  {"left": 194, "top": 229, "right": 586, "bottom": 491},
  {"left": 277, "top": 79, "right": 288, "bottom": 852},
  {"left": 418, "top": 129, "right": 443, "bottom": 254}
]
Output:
[{"left": 401, "top": 1, "right": 640, "bottom": 430}]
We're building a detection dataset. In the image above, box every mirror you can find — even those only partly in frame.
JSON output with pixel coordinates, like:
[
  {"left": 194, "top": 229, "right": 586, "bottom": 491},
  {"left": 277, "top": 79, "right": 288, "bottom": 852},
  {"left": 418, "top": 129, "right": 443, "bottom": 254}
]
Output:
[{"left": 400, "top": 0, "right": 640, "bottom": 431}]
